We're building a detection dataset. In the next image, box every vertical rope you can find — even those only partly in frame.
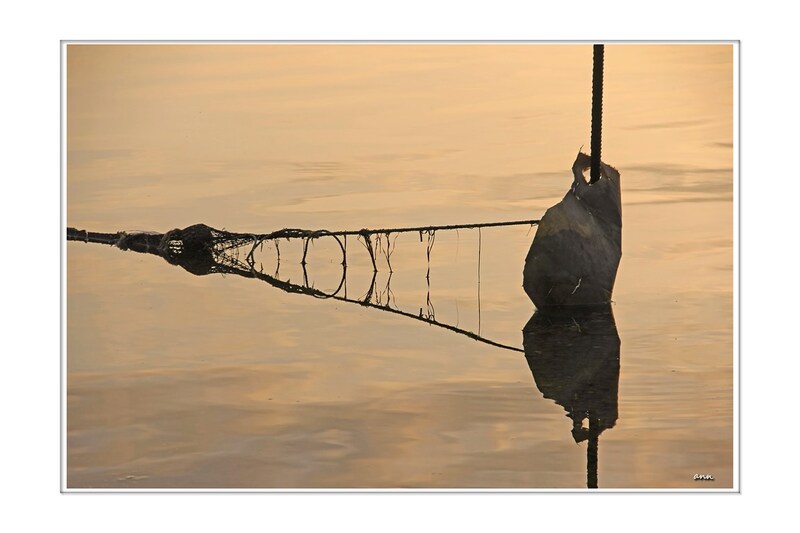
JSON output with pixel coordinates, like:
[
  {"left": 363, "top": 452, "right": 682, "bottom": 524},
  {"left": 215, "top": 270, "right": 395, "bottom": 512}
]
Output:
[
  {"left": 587, "top": 417, "right": 599, "bottom": 489},
  {"left": 590, "top": 44, "right": 605, "bottom": 184},
  {"left": 477, "top": 227, "right": 482, "bottom": 336}
]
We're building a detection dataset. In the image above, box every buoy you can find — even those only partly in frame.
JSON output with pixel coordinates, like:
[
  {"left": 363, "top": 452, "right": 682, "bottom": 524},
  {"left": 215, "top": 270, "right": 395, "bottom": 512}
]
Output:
[
  {"left": 523, "top": 45, "right": 621, "bottom": 309},
  {"left": 523, "top": 152, "right": 621, "bottom": 308}
]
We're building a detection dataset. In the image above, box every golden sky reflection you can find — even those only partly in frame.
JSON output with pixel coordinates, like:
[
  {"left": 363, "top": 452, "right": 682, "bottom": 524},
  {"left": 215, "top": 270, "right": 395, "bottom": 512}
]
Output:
[{"left": 67, "top": 44, "right": 733, "bottom": 489}]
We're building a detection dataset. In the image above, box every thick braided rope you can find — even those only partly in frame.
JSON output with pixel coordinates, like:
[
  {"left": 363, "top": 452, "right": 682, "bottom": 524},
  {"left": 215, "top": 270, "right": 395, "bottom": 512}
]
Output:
[{"left": 590, "top": 44, "right": 605, "bottom": 184}]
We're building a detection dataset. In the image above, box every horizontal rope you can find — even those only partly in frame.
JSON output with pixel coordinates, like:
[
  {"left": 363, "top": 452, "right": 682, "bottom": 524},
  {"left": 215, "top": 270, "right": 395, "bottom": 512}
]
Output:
[{"left": 249, "top": 218, "right": 541, "bottom": 242}]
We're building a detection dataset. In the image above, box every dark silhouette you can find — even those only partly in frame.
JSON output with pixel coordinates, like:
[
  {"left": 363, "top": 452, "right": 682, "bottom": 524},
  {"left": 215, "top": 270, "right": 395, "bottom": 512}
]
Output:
[
  {"left": 69, "top": 224, "right": 623, "bottom": 488},
  {"left": 523, "top": 152, "right": 622, "bottom": 308},
  {"left": 523, "top": 305, "right": 620, "bottom": 488},
  {"left": 67, "top": 224, "right": 523, "bottom": 353},
  {"left": 590, "top": 44, "right": 605, "bottom": 184}
]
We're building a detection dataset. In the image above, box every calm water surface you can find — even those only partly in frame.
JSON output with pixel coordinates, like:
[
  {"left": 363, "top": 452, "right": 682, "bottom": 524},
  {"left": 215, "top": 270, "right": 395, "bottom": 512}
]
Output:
[{"left": 66, "top": 44, "right": 734, "bottom": 488}]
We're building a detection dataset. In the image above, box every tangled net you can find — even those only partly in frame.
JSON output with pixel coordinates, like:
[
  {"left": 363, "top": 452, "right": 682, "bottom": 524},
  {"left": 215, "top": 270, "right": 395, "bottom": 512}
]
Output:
[{"left": 68, "top": 219, "right": 541, "bottom": 352}]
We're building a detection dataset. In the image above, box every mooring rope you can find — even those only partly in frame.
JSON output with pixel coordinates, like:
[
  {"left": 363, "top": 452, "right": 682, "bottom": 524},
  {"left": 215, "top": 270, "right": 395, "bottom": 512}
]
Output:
[
  {"left": 590, "top": 44, "right": 604, "bottom": 184},
  {"left": 232, "top": 219, "right": 540, "bottom": 274},
  {"left": 67, "top": 218, "right": 541, "bottom": 272},
  {"left": 67, "top": 225, "right": 525, "bottom": 353},
  {"left": 67, "top": 221, "right": 533, "bottom": 353},
  {"left": 247, "top": 218, "right": 540, "bottom": 242}
]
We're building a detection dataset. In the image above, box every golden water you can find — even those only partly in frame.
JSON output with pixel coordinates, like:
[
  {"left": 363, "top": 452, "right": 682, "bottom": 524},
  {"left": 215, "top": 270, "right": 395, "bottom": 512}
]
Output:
[{"left": 66, "top": 44, "right": 733, "bottom": 488}]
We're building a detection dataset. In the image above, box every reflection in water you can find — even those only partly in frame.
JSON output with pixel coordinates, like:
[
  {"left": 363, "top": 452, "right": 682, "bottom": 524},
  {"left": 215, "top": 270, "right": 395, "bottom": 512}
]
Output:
[
  {"left": 69, "top": 224, "right": 627, "bottom": 488},
  {"left": 66, "top": 45, "right": 733, "bottom": 489},
  {"left": 69, "top": 224, "right": 625, "bottom": 487},
  {"left": 523, "top": 306, "right": 620, "bottom": 488}
]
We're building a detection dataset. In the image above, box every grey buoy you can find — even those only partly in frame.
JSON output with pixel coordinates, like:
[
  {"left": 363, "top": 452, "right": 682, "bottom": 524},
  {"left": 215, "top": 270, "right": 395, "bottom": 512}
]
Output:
[{"left": 523, "top": 45, "right": 621, "bottom": 309}]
